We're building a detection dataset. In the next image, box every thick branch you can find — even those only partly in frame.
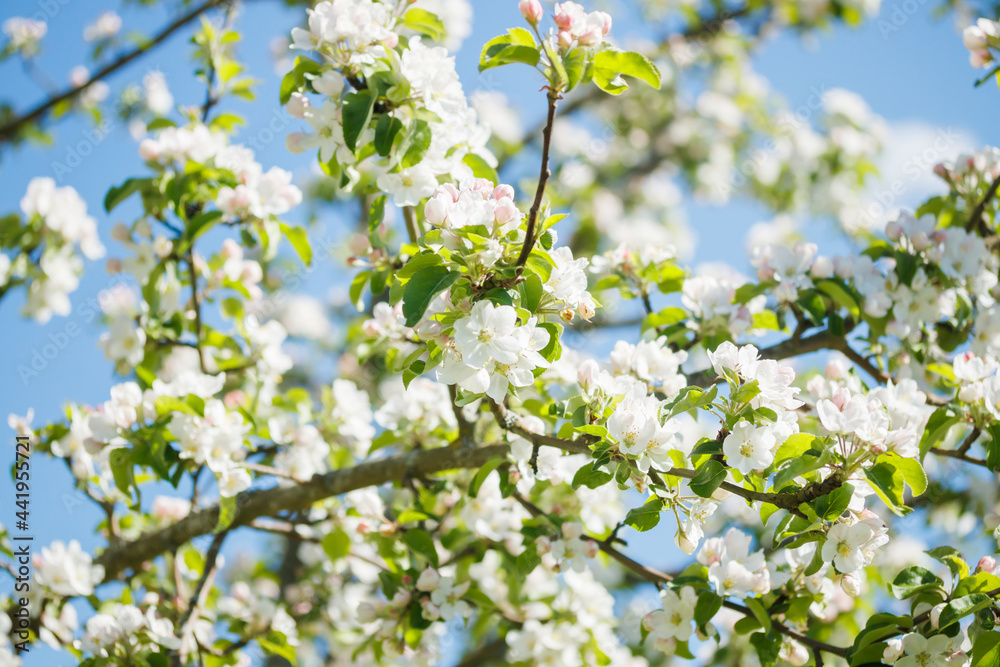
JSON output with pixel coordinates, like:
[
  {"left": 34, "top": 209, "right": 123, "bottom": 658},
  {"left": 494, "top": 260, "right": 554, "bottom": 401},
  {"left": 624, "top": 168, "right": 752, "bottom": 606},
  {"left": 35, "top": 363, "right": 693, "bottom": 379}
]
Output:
[
  {"left": 0, "top": 0, "right": 230, "bottom": 144},
  {"left": 96, "top": 442, "right": 509, "bottom": 582},
  {"left": 686, "top": 328, "right": 843, "bottom": 388}
]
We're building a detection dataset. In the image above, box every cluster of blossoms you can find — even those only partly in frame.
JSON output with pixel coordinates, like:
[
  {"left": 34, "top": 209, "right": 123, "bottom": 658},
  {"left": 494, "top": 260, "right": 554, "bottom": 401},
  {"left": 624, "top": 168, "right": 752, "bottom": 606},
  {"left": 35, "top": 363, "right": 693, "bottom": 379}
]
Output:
[
  {"left": 641, "top": 586, "right": 697, "bottom": 654},
  {"left": 284, "top": 0, "right": 493, "bottom": 203},
  {"left": 138, "top": 124, "right": 303, "bottom": 224},
  {"left": 2, "top": 178, "right": 105, "bottom": 323},
  {"left": 812, "top": 379, "right": 932, "bottom": 459},
  {"left": 536, "top": 521, "right": 599, "bottom": 572},
  {"left": 883, "top": 632, "right": 969, "bottom": 667},
  {"left": 2, "top": 16, "right": 46, "bottom": 57},
  {"left": 437, "top": 300, "right": 550, "bottom": 401},
  {"left": 681, "top": 271, "right": 768, "bottom": 338},
  {"left": 699, "top": 528, "right": 771, "bottom": 598},
  {"left": 80, "top": 603, "right": 180, "bottom": 657},
  {"left": 962, "top": 17, "right": 1000, "bottom": 69},
  {"left": 548, "top": 1, "right": 613, "bottom": 49},
  {"left": 34, "top": 539, "right": 105, "bottom": 597}
]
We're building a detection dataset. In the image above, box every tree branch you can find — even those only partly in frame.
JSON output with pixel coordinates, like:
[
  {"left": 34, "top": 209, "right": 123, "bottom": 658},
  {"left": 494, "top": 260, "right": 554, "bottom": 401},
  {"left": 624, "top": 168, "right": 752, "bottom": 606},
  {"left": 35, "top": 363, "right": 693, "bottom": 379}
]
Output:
[
  {"left": 96, "top": 442, "right": 511, "bottom": 582},
  {"left": 965, "top": 172, "right": 1000, "bottom": 235},
  {"left": 0, "top": 0, "right": 230, "bottom": 144},
  {"left": 514, "top": 91, "right": 559, "bottom": 267}
]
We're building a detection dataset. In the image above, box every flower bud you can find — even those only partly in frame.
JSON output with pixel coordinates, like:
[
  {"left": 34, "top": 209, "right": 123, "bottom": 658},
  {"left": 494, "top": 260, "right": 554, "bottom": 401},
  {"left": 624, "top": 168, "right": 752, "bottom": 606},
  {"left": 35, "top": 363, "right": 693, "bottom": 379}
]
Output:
[
  {"left": 885, "top": 219, "right": 903, "bottom": 241},
  {"left": 840, "top": 574, "right": 861, "bottom": 597},
  {"left": 348, "top": 233, "right": 371, "bottom": 256},
  {"left": 110, "top": 222, "right": 132, "bottom": 242},
  {"left": 977, "top": 556, "right": 996, "bottom": 573},
  {"left": 518, "top": 0, "right": 543, "bottom": 25},
  {"left": 415, "top": 569, "right": 439, "bottom": 591},
  {"left": 287, "top": 92, "right": 311, "bottom": 119},
  {"left": 963, "top": 25, "right": 988, "bottom": 51},
  {"left": 557, "top": 30, "right": 574, "bottom": 49},
  {"left": 424, "top": 196, "right": 448, "bottom": 226},
  {"left": 810, "top": 255, "right": 834, "bottom": 278},
  {"left": 138, "top": 138, "right": 161, "bottom": 162},
  {"left": 105, "top": 258, "right": 122, "bottom": 274}
]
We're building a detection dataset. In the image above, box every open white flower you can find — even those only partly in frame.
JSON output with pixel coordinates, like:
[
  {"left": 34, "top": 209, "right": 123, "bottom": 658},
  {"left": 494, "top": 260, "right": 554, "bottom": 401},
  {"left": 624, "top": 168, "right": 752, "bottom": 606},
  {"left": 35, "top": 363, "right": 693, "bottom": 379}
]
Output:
[
  {"left": 453, "top": 300, "right": 520, "bottom": 368},
  {"left": 821, "top": 521, "right": 874, "bottom": 573},
  {"left": 722, "top": 421, "right": 775, "bottom": 474}
]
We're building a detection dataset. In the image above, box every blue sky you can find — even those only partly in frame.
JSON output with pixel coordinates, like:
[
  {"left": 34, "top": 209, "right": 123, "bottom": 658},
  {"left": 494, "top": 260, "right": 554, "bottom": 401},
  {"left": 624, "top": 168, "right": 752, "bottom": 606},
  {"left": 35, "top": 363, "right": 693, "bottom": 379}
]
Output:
[{"left": 0, "top": 0, "right": 997, "bottom": 664}]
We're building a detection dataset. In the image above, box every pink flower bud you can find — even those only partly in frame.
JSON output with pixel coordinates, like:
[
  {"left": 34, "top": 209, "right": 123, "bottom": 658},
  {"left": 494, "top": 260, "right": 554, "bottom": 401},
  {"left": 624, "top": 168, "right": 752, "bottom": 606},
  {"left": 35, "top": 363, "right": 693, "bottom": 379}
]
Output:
[
  {"left": 977, "top": 556, "right": 996, "bottom": 573},
  {"left": 138, "top": 139, "right": 161, "bottom": 162},
  {"left": 554, "top": 4, "right": 575, "bottom": 30},
  {"left": 105, "top": 258, "right": 122, "bottom": 273},
  {"left": 557, "top": 30, "right": 573, "bottom": 49},
  {"left": 536, "top": 536, "right": 552, "bottom": 555},
  {"left": 964, "top": 25, "right": 988, "bottom": 51},
  {"left": 382, "top": 31, "right": 399, "bottom": 49},
  {"left": 492, "top": 183, "right": 515, "bottom": 200},
  {"left": 287, "top": 92, "right": 311, "bottom": 119},
  {"left": 596, "top": 11, "right": 612, "bottom": 34},
  {"left": 110, "top": 222, "right": 132, "bottom": 242},
  {"left": 424, "top": 196, "right": 448, "bottom": 225},
  {"left": 885, "top": 219, "right": 903, "bottom": 241},
  {"left": 583, "top": 540, "right": 599, "bottom": 559},
  {"left": 577, "top": 27, "right": 602, "bottom": 46},
  {"left": 285, "top": 132, "right": 307, "bottom": 154},
  {"left": 519, "top": 0, "right": 543, "bottom": 25},
  {"left": 348, "top": 233, "right": 371, "bottom": 256}
]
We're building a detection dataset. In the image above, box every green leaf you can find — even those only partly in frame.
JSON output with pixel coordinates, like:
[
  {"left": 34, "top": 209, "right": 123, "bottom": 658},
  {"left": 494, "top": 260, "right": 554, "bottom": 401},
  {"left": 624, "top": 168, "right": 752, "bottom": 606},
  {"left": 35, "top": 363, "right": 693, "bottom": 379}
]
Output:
[
  {"left": 374, "top": 114, "right": 403, "bottom": 157},
  {"left": 865, "top": 461, "right": 910, "bottom": 516},
  {"left": 402, "top": 528, "right": 438, "bottom": 567},
  {"left": 109, "top": 448, "right": 134, "bottom": 500},
  {"left": 321, "top": 527, "right": 351, "bottom": 561},
  {"left": 479, "top": 28, "right": 538, "bottom": 72},
  {"left": 972, "top": 631, "right": 1000, "bottom": 667},
  {"left": 400, "top": 119, "right": 433, "bottom": 169},
  {"left": 744, "top": 597, "right": 772, "bottom": 633},
  {"left": 642, "top": 306, "right": 687, "bottom": 332},
  {"left": 889, "top": 566, "right": 943, "bottom": 599},
  {"left": 469, "top": 458, "right": 505, "bottom": 498},
  {"left": 816, "top": 280, "right": 861, "bottom": 320},
  {"left": 694, "top": 592, "right": 722, "bottom": 631},
  {"left": 690, "top": 460, "right": 727, "bottom": 498},
  {"left": 814, "top": 483, "right": 854, "bottom": 520},
  {"left": 402, "top": 265, "right": 459, "bottom": 327},
  {"left": 279, "top": 223, "right": 312, "bottom": 266},
  {"left": 925, "top": 546, "right": 968, "bottom": 580},
  {"left": 401, "top": 8, "right": 446, "bottom": 41},
  {"left": 919, "top": 408, "right": 958, "bottom": 460},
  {"left": 104, "top": 177, "right": 149, "bottom": 212},
  {"left": 731, "top": 379, "right": 761, "bottom": 404},
  {"left": 462, "top": 152, "right": 498, "bottom": 183},
  {"left": 279, "top": 55, "right": 322, "bottom": 104},
  {"left": 938, "top": 593, "right": 992, "bottom": 630},
  {"left": 750, "top": 632, "right": 782, "bottom": 667},
  {"left": 572, "top": 463, "right": 614, "bottom": 489},
  {"left": 624, "top": 497, "right": 662, "bottom": 532},
  {"left": 885, "top": 453, "right": 927, "bottom": 496},
  {"left": 593, "top": 49, "right": 661, "bottom": 89},
  {"left": 342, "top": 90, "right": 376, "bottom": 152}
]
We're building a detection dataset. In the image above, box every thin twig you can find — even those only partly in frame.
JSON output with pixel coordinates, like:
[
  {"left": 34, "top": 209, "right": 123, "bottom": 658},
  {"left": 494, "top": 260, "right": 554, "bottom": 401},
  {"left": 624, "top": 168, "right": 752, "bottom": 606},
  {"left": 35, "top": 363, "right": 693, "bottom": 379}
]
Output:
[
  {"left": 966, "top": 173, "right": 1000, "bottom": 235},
  {"left": 514, "top": 91, "right": 559, "bottom": 267},
  {"left": 0, "top": 0, "right": 230, "bottom": 143}
]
